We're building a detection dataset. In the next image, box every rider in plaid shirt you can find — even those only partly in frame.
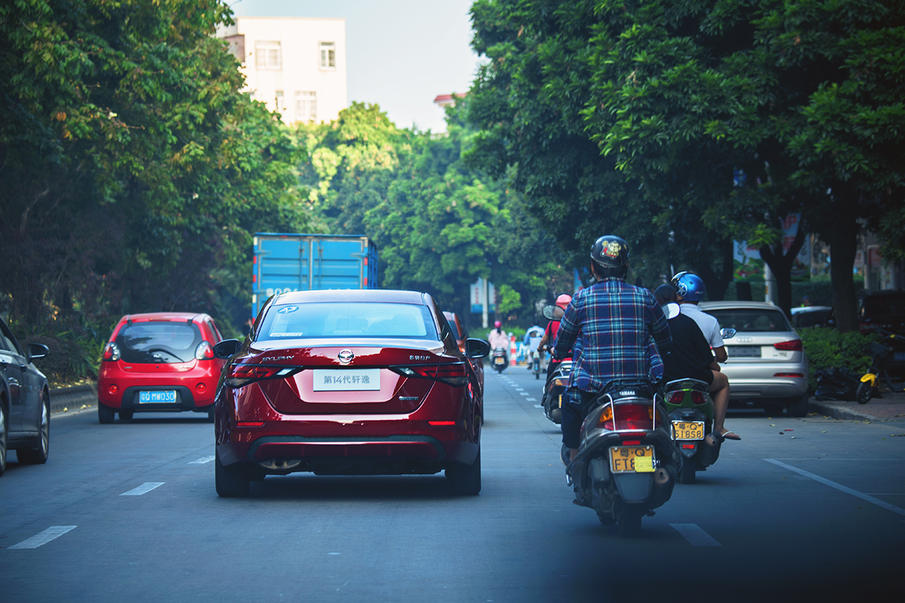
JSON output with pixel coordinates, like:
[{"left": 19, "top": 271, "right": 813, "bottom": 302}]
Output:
[{"left": 553, "top": 235, "right": 671, "bottom": 462}]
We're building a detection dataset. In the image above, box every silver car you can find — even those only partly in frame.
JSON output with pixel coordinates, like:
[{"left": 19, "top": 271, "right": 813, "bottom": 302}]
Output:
[{"left": 699, "top": 301, "right": 809, "bottom": 416}]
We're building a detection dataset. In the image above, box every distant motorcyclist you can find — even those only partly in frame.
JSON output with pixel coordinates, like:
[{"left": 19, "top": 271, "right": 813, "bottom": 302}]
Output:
[
  {"left": 670, "top": 272, "right": 739, "bottom": 442},
  {"left": 538, "top": 294, "right": 573, "bottom": 382},
  {"left": 488, "top": 320, "right": 510, "bottom": 362},
  {"left": 553, "top": 235, "right": 672, "bottom": 463}
]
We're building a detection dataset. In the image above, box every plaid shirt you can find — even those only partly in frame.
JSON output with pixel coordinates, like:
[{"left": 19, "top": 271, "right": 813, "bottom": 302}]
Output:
[{"left": 553, "top": 278, "right": 671, "bottom": 392}]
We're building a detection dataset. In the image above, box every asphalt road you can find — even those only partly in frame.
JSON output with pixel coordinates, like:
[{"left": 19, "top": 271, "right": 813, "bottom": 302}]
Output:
[{"left": 2, "top": 365, "right": 905, "bottom": 602}]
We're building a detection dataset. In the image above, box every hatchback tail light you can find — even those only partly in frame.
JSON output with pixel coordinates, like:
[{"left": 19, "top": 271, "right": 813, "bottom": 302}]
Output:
[
  {"left": 774, "top": 339, "right": 802, "bottom": 351},
  {"left": 226, "top": 364, "right": 299, "bottom": 388},
  {"left": 195, "top": 341, "right": 214, "bottom": 360},
  {"left": 102, "top": 342, "right": 121, "bottom": 361}
]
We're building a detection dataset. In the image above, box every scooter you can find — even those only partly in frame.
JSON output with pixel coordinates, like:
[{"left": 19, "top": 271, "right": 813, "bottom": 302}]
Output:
[
  {"left": 541, "top": 356, "right": 571, "bottom": 424},
  {"left": 855, "top": 331, "right": 902, "bottom": 404},
  {"left": 565, "top": 383, "right": 679, "bottom": 536},
  {"left": 662, "top": 378, "right": 721, "bottom": 484},
  {"left": 490, "top": 347, "right": 508, "bottom": 373},
  {"left": 529, "top": 349, "right": 542, "bottom": 380}
]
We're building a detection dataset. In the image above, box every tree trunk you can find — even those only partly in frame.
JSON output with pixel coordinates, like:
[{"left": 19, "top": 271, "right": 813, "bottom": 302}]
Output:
[
  {"left": 828, "top": 219, "right": 859, "bottom": 332},
  {"left": 759, "top": 224, "right": 807, "bottom": 317}
]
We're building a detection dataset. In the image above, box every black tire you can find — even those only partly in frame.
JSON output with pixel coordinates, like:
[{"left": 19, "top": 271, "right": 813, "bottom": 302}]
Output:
[
  {"left": 679, "top": 459, "right": 697, "bottom": 484},
  {"left": 215, "top": 451, "right": 250, "bottom": 497},
  {"left": 0, "top": 399, "right": 8, "bottom": 476},
  {"left": 615, "top": 505, "right": 644, "bottom": 537},
  {"left": 98, "top": 402, "right": 115, "bottom": 424},
  {"left": 18, "top": 392, "right": 49, "bottom": 465},
  {"left": 763, "top": 403, "right": 784, "bottom": 417},
  {"left": 118, "top": 409, "right": 134, "bottom": 422},
  {"left": 446, "top": 448, "right": 481, "bottom": 495},
  {"left": 207, "top": 407, "right": 215, "bottom": 423},
  {"left": 551, "top": 407, "right": 562, "bottom": 424},
  {"left": 856, "top": 382, "right": 872, "bottom": 405},
  {"left": 788, "top": 394, "right": 809, "bottom": 417}
]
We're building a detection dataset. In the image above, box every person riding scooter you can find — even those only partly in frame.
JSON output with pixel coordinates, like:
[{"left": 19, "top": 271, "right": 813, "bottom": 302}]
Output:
[
  {"left": 538, "top": 294, "right": 573, "bottom": 383},
  {"left": 488, "top": 320, "right": 509, "bottom": 362}
]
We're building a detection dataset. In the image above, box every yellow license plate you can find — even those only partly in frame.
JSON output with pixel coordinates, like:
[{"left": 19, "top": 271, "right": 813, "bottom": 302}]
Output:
[
  {"left": 671, "top": 421, "right": 705, "bottom": 440},
  {"left": 608, "top": 445, "right": 655, "bottom": 473}
]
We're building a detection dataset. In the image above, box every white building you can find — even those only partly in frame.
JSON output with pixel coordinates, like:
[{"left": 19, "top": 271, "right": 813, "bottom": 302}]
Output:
[{"left": 219, "top": 17, "right": 348, "bottom": 125}]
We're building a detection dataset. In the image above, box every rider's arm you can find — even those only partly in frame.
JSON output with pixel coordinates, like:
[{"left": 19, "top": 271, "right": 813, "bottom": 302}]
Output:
[
  {"left": 713, "top": 346, "right": 728, "bottom": 363},
  {"left": 646, "top": 295, "right": 672, "bottom": 356}
]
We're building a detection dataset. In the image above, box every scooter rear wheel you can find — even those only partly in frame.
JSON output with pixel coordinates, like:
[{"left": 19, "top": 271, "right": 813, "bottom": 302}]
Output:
[
  {"left": 615, "top": 505, "right": 643, "bottom": 537},
  {"left": 856, "top": 382, "right": 872, "bottom": 405},
  {"left": 679, "top": 460, "right": 697, "bottom": 484}
]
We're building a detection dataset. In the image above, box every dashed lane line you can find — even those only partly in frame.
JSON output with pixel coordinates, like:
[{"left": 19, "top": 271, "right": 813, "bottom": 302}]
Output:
[
  {"left": 188, "top": 456, "right": 215, "bottom": 465},
  {"left": 670, "top": 523, "right": 721, "bottom": 547},
  {"left": 764, "top": 458, "right": 905, "bottom": 517},
  {"left": 9, "top": 526, "right": 77, "bottom": 550},
  {"left": 120, "top": 482, "right": 165, "bottom": 496}
]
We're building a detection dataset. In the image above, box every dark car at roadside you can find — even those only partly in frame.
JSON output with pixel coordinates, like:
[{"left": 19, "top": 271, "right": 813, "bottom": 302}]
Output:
[
  {"left": 212, "top": 289, "right": 489, "bottom": 497},
  {"left": 444, "top": 310, "right": 484, "bottom": 392},
  {"left": 0, "top": 317, "right": 51, "bottom": 475}
]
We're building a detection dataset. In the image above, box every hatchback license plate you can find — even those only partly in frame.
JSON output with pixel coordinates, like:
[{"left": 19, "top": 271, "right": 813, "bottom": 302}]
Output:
[
  {"left": 672, "top": 420, "right": 705, "bottom": 440},
  {"left": 139, "top": 390, "right": 177, "bottom": 404},
  {"left": 609, "top": 445, "right": 655, "bottom": 473}
]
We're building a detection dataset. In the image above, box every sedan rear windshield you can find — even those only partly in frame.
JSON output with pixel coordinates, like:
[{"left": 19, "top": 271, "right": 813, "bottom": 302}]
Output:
[
  {"left": 259, "top": 302, "right": 439, "bottom": 340},
  {"left": 116, "top": 321, "right": 202, "bottom": 363},
  {"left": 705, "top": 309, "right": 792, "bottom": 333}
]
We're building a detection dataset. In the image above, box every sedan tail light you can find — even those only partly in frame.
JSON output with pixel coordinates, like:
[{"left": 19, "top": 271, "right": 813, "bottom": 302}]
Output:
[
  {"left": 774, "top": 339, "right": 803, "bottom": 351},
  {"left": 102, "top": 342, "right": 120, "bottom": 361},
  {"left": 226, "top": 364, "right": 299, "bottom": 388},
  {"left": 391, "top": 363, "right": 468, "bottom": 387}
]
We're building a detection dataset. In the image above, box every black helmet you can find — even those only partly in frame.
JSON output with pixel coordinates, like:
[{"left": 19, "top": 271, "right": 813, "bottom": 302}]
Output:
[{"left": 590, "top": 235, "right": 629, "bottom": 269}]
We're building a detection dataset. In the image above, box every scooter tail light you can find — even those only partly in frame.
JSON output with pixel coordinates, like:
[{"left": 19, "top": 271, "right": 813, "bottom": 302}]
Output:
[
  {"left": 668, "top": 391, "right": 684, "bottom": 404},
  {"left": 692, "top": 391, "right": 707, "bottom": 405},
  {"left": 102, "top": 342, "right": 121, "bottom": 361},
  {"left": 613, "top": 403, "right": 654, "bottom": 431}
]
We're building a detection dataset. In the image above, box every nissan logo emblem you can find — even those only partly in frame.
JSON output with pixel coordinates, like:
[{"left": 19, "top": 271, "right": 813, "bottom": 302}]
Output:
[{"left": 338, "top": 349, "right": 354, "bottom": 364}]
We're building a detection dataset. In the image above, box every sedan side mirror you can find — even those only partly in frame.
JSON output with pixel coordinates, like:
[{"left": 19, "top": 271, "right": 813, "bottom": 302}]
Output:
[
  {"left": 465, "top": 338, "right": 491, "bottom": 359},
  {"left": 28, "top": 343, "right": 49, "bottom": 362},
  {"left": 721, "top": 327, "right": 737, "bottom": 340},
  {"left": 213, "top": 339, "right": 242, "bottom": 359}
]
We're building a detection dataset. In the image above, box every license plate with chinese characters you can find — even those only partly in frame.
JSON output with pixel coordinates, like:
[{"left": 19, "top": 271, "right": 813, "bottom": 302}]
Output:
[
  {"left": 138, "top": 390, "right": 177, "bottom": 404},
  {"left": 608, "top": 445, "right": 655, "bottom": 473},
  {"left": 312, "top": 369, "right": 380, "bottom": 391},
  {"left": 671, "top": 420, "right": 705, "bottom": 440}
]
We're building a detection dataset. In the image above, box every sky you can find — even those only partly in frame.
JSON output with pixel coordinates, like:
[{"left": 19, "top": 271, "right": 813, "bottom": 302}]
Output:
[{"left": 229, "top": 0, "right": 483, "bottom": 132}]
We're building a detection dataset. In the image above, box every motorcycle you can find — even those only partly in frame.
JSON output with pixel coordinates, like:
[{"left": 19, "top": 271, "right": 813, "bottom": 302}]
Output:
[
  {"left": 541, "top": 356, "right": 571, "bottom": 424},
  {"left": 814, "top": 367, "right": 859, "bottom": 401},
  {"left": 490, "top": 347, "right": 508, "bottom": 373},
  {"left": 855, "top": 330, "right": 902, "bottom": 404},
  {"left": 529, "top": 349, "right": 542, "bottom": 379},
  {"left": 662, "top": 378, "right": 721, "bottom": 484},
  {"left": 565, "top": 383, "right": 679, "bottom": 536}
]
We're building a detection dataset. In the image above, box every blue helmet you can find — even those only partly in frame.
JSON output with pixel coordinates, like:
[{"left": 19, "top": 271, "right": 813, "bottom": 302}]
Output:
[{"left": 671, "top": 272, "right": 706, "bottom": 302}]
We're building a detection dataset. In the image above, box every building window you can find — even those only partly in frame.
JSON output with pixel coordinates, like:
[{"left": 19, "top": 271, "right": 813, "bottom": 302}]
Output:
[
  {"left": 319, "top": 42, "right": 336, "bottom": 69},
  {"left": 274, "top": 90, "right": 286, "bottom": 113},
  {"left": 255, "top": 40, "right": 282, "bottom": 70},
  {"left": 295, "top": 90, "right": 317, "bottom": 122}
]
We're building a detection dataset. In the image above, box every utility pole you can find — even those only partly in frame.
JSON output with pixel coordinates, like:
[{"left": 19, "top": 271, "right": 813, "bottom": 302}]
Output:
[{"left": 482, "top": 277, "right": 489, "bottom": 328}]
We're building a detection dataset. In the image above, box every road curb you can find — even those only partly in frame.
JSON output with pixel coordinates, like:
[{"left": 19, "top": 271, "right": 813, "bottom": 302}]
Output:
[
  {"left": 809, "top": 400, "right": 883, "bottom": 422},
  {"left": 49, "top": 383, "right": 97, "bottom": 415}
]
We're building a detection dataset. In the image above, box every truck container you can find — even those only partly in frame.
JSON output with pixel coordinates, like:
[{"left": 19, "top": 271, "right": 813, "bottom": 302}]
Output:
[{"left": 252, "top": 233, "right": 379, "bottom": 318}]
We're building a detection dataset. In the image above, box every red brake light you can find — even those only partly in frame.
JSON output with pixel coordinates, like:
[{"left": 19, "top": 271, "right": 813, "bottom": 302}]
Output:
[
  {"left": 612, "top": 403, "right": 654, "bottom": 431},
  {"left": 774, "top": 340, "right": 802, "bottom": 351},
  {"left": 668, "top": 392, "right": 684, "bottom": 404},
  {"left": 393, "top": 363, "right": 468, "bottom": 387},
  {"left": 226, "top": 364, "right": 298, "bottom": 388},
  {"left": 103, "top": 342, "right": 120, "bottom": 361},
  {"left": 774, "top": 372, "right": 804, "bottom": 378},
  {"left": 195, "top": 341, "right": 214, "bottom": 360},
  {"left": 692, "top": 391, "right": 707, "bottom": 405}
]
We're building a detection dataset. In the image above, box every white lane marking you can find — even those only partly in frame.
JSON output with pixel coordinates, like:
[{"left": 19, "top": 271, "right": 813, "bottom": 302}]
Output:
[
  {"left": 9, "top": 526, "right": 77, "bottom": 550},
  {"left": 527, "top": 398, "right": 537, "bottom": 402},
  {"left": 764, "top": 458, "right": 905, "bottom": 517},
  {"left": 534, "top": 405, "right": 543, "bottom": 409},
  {"left": 520, "top": 393, "right": 530, "bottom": 397},
  {"left": 670, "top": 523, "right": 721, "bottom": 547},
  {"left": 120, "top": 482, "right": 165, "bottom": 496},
  {"left": 189, "top": 456, "right": 215, "bottom": 465}
]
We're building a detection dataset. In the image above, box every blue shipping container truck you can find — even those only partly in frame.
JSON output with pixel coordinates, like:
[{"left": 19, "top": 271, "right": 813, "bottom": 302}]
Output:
[{"left": 252, "top": 233, "right": 379, "bottom": 318}]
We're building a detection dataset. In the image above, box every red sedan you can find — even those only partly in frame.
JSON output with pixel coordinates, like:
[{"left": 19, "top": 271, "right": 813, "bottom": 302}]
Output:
[
  {"left": 212, "top": 289, "right": 489, "bottom": 497},
  {"left": 97, "top": 312, "right": 225, "bottom": 423}
]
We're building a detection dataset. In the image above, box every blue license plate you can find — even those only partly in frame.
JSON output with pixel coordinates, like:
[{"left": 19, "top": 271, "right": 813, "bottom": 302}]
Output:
[{"left": 139, "top": 390, "right": 177, "bottom": 404}]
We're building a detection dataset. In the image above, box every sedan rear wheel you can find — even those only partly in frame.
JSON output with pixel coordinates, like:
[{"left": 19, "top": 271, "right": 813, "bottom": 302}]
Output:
[
  {"left": 446, "top": 448, "right": 481, "bottom": 496},
  {"left": 215, "top": 451, "right": 250, "bottom": 498},
  {"left": 788, "top": 394, "right": 809, "bottom": 418},
  {"left": 0, "top": 401, "right": 8, "bottom": 476},
  {"left": 18, "top": 392, "right": 49, "bottom": 465}
]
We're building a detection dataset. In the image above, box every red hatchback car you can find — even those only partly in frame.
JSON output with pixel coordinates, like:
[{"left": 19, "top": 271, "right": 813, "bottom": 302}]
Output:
[
  {"left": 97, "top": 312, "right": 225, "bottom": 423},
  {"left": 212, "top": 289, "right": 490, "bottom": 497}
]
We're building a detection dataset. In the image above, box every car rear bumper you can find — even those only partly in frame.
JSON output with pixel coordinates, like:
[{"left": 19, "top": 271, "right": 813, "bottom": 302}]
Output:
[
  {"left": 97, "top": 365, "right": 219, "bottom": 409},
  {"left": 98, "top": 384, "right": 213, "bottom": 412},
  {"left": 725, "top": 376, "right": 808, "bottom": 399}
]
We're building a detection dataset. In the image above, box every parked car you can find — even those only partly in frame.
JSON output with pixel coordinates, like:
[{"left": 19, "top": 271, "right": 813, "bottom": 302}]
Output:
[
  {"left": 790, "top": 305, "right": 834, "bottom": 328},
  {"left": 0, "top": 317, "right": 50, "bottom": 475},
  {"left": 859, "top": 290, "right": 905, "bottom": 332},
  {"left": 699, "top": 301, "right": 809, "bottom": 416},
  {"left": 212, "top": 289, "right": 489, "bottom": 497},
  {"left": 97, "top": 312, "right": 225, "bottom": 423},
  {"left": 443, "top": 310, "right": 484, "bottom": 390}
]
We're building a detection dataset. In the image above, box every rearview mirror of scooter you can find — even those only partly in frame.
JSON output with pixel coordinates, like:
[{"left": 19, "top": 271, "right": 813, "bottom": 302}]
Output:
[{"left": 543, "top": 305, "right": 564, "bottom": 321}]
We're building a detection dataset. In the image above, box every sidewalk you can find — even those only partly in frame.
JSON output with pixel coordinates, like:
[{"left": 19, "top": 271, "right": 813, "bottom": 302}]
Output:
[
  {"left": 49, "top": 382, "right": 97, "bottom": 415},
  {"left": 809, "top": 389, "right": 905, "bottom": 422}
]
